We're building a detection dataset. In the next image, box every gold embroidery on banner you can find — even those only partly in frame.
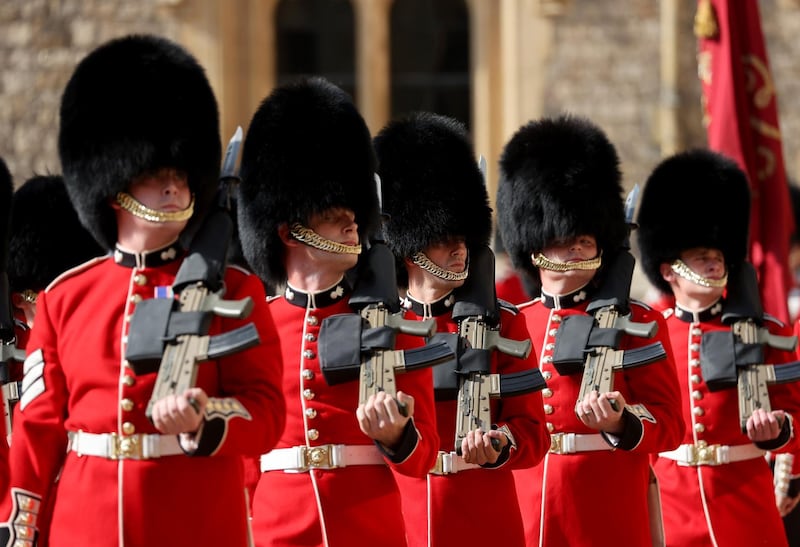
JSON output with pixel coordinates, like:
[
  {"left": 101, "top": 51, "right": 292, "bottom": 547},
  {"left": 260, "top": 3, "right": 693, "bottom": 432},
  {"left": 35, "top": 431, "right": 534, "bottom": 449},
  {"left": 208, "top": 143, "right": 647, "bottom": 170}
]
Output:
[
  {"left": 756, "top": 146, "right": 776, "bottom": 181},
  {"left": 743, "top": 54, "right": 775, "bottom": 109},
  {"left": 694, "top": 0, "right": 719, "bottom": 39}
]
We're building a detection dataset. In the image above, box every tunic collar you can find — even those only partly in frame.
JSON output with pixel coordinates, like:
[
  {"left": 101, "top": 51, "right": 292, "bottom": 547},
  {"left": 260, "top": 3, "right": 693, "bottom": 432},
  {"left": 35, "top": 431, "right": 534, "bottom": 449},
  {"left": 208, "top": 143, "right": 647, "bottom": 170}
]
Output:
[
  {"left": 401, "top": 291, "right": 456, "bottom": 318},
  {"left": 113, "top": 241, "right": 183, "bottom": 269},
  {"left": 673, "top": 298, "right": 724, "bottom": 323},
  {"left": 284, "top": 278, "right": 351, "bottom": 309},
  {"left": 540, "top": 284, "right": 593, "bottom": 310}
]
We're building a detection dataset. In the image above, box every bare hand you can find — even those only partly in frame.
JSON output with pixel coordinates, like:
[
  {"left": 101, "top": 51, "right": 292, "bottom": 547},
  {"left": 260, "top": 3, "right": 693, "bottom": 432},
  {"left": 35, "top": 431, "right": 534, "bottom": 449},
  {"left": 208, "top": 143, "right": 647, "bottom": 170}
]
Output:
[
  {"left": 357, "top": 391, "right": 413, "bottom": 449},
  {"left": 151, "top": 387, "right": 207, "bottom": 435},
  {"left": 777, "top": 491, "right": 800, "bottom": 517},
  {"left": 575, "top": 390, "right": 625, "bottom": 434},
  {"left": 746, "top": 409, "right": 784, "bottom": 442},
  {"left": 461, "top": 428, "right": 508, "bottom": 466}
]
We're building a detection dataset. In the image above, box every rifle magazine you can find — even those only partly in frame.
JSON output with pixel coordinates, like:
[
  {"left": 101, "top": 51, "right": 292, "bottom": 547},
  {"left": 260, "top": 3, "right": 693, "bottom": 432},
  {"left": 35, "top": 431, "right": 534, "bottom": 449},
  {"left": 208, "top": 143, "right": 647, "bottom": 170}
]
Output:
[
  {"left": 206, "top": 323, "right": 261, "bottom": 360},
  {"left": 498, "top": 369, "right": 547, "bottom": 396}
]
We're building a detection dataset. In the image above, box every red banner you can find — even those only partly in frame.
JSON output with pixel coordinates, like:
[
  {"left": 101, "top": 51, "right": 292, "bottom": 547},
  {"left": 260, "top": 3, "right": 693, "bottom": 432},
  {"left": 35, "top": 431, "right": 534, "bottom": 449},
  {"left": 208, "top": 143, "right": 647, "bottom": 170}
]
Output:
[{"left": 696, "top": 0, "right": 792, "bottom": 322}]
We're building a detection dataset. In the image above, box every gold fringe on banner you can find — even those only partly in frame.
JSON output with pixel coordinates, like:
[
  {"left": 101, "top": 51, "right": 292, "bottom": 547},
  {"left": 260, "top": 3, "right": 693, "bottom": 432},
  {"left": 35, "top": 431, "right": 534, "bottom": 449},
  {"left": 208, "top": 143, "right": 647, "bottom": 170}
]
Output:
[{"left": 694, "top": 0, "right": 719, "bottom": 39}]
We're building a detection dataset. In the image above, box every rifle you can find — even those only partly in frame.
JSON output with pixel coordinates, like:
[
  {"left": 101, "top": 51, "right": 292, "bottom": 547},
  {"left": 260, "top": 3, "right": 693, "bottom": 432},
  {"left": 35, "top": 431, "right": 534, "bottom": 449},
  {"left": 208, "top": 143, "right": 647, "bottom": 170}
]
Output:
[
  {"left": 447, "top": 244, "right": 546, "bottom": 455},
  {"left": 319, "top": 177, "right": 454, "bottom": 413},
  {"left": 552, "top": 185, "right": 667, "bottom": 410},
  {"left": 0, "top": 271, "right": 24, "bottom": 435},
  {"left": 125, "top": 127, "right": 261, "bottom": 419},
  {"left": 700, "top": 262, "right": 799, "bottom": 432},
  {"left": 1, "top": 169, "right": 25, "bottom": 435}
]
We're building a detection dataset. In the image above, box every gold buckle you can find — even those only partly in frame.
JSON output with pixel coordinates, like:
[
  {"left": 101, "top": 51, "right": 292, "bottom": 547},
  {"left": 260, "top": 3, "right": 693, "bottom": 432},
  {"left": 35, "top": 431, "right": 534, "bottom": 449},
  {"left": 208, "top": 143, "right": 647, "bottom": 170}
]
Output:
[
  {"left": 429, "top": 452, "right": 450, "bottom": 475},
  {"left": 686, "top": 441, "right": 720, "bottom": 466},
  {"left": 300, "top": 445, "right": 337, "bottom": 469},
  {"left": 108, "top": 433, "right": 144, "bottom": 460},
  {"left": 549, "top": 433, "right": 564, "bottom": 455}
]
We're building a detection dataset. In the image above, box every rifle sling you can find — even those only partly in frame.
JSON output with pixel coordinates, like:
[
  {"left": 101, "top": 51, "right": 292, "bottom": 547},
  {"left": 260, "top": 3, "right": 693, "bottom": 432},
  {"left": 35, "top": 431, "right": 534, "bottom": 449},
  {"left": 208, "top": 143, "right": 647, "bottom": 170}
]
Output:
[
  {"left": 457, "top": 348, "right": 492, "bottom": 375},
  {"left": 553, "top": 314, "right": 622, "bottom": 374},
  {"left": 701, "top": 330, "right": 765, "bottom": 391},
  {"left": 125, "top": 299, "right": 175, "bottom": 373},
  {"left": 361, "top": 326, "right": 397, "bottom": 351},
  {"left": 172, "top": 210, "right": 232, "bottom": 293},
  {"left": 318, "top": 314, "right": 363, "bottom": 385},
  {"left": 165, "top": 311, "right": 213, "bottom": 341}
]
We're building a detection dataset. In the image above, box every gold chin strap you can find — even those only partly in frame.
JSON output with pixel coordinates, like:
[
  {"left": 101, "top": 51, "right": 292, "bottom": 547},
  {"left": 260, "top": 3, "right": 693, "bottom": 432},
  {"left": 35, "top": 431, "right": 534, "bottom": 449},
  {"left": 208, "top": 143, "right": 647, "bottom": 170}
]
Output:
[
  {"left": 671, "top": 259, "right": 728, "bottom": 288},
  {"left": 412, "top": 252, "right": 469, "bottom": 282},
  {"left": 289, "top": 223, "right": 362, "bottom": 255},
  {"left": 116, "top": 192, "right": 195, "bottom": 223},
  {"left": 19, "top": 289, "right": 38, "bottom": 304},
  {"left": 532, "top": 252, "right": 602, "bottom": 272}
]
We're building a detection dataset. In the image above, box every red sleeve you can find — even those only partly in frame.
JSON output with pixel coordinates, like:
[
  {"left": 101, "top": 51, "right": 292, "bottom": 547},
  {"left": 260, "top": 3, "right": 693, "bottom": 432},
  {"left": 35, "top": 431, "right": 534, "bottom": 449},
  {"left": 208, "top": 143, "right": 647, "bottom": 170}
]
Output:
[
  {"left": 761, "top": 319, "right": 800, "bottom": 455},
  {"left": 616, "top": 305, "right": 685, "bottom": 453},
  {"left": 1, "top": 288, "right": 68, "bottom": 524},
  {"left": 391, "top": 333, "right": 439, "bottom": 478},
  {"left": 194, "top": 269, "right": 285, "bottom": 456},
  {"left": 492, "top": 309, "right": 550, "bottom": 469}
]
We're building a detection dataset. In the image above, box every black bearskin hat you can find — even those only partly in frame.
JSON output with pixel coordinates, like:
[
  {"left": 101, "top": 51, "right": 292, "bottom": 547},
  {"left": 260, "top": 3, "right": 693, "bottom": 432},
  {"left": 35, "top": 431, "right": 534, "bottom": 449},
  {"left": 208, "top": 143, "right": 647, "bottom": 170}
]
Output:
[
  {"left": 58, "top": 34, "right": 221, "bottom": 250},
  {"left": 790, "top": 184, "right": 800, "bottom": 246},
  {"left": 497, "top": 114, "right": 626, "bottom": 287},
  {"left": 8, "top": 175, "right": 104, "bottom": 293},
  {"left": 637, "top": 149, "right": 750, "bottom": 295},
  {"left": 0, "top": 158, "right": 12, "bottom": 272},
  {"left": 375, "top": 113, "right": 492, "bottom": 261},
  {"left": 238, "top": 77, "right": 378, "bottom": 287}
]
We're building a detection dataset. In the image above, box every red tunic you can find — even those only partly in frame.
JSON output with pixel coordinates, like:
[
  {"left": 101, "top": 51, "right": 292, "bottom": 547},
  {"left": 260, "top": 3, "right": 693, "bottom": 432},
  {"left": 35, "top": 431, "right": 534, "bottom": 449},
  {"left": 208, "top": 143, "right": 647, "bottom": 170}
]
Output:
[
  {"left": 654, "top": 305, "right": 799, "bottom": 547},
  {"left": 515, "top": 296, "right": 684, "bottom": 547},
  {"left": 397, "top": 294, "right": 550, "bottom": 547},
  {"left": 1, "top": 250, "right": 285, "bottom": 546},
  {"left": 251, "top": 284, "right": 439, "bottom": 547}
]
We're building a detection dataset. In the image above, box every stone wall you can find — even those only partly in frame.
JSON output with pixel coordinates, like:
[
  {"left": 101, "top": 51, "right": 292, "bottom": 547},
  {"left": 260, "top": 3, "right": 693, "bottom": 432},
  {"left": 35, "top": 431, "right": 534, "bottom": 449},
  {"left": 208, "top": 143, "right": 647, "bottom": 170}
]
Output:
[
  {"left": 2, "top": 0, "right": 800, "bottom": 192},
  {"left": 0, "top": 0, "right": 180, "bottom": 184}
]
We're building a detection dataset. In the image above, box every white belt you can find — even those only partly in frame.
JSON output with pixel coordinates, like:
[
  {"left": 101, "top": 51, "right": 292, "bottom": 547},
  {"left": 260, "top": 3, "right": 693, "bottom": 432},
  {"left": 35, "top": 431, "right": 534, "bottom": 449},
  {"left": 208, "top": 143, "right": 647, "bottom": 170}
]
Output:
[
  {"left": 428, "top": 451, "right": 481, "bottom": 475},
  {"left": 260, "top": 444, "right": 386, "bottom": 473},
  {"left": 659, "top": 442, "right": 766, "bottom": 466},
  {"left": 549, "top": 433, "right": 614, "bottom": 455},
  {"left": 67, "top": 430, "right": 184, "bottom": 460}
]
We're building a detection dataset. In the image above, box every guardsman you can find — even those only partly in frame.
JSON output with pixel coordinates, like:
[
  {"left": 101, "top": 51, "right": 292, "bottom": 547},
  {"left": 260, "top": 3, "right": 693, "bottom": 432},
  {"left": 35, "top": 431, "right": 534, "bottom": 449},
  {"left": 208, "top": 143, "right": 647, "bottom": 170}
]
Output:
[
  {"left": 6, "top": 175, "right": 104, "bottom": 545},
  {"left": 0, "top": 35, "right": 285, "bottom": 546},
  {"left": 375, "top": 112, "right": 550, "bottom": 547},
  {"left": 497, "top": 114, "right": 684, "bottom": 547},
  {"left": 238, "top": 78, "right": 439, "bottom": 547},
  {"left": 7, "top": 174, "right": 103, "bottom": 381},
  {"left": 639, "top": 149, "right": 800, "bottom": 547},
  {"left": 0, "top": 157, "right": 13, "bottom": 496}
]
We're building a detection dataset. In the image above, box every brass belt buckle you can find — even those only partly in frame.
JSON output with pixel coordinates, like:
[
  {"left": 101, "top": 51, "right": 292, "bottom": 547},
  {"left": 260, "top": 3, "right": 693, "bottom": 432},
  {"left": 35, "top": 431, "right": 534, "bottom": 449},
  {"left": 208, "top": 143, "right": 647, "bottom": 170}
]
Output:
[
  {"left": 690, "top": 441, "right": 720, "bottom": 466},
  {"left": 302, "top": 445, "right": 336, "bottom": 469},
  {"left": 109, "top": 433, "right": 143, "bottom": 460},
  {"left": 549, "top": 433, "right": 563, "bottom": 455},
  {"left": 685, "top": 441, "right": 718, "bottom": 466},
  {"left": 429, "top": 451, "right": 453, "bottom": 475}
]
